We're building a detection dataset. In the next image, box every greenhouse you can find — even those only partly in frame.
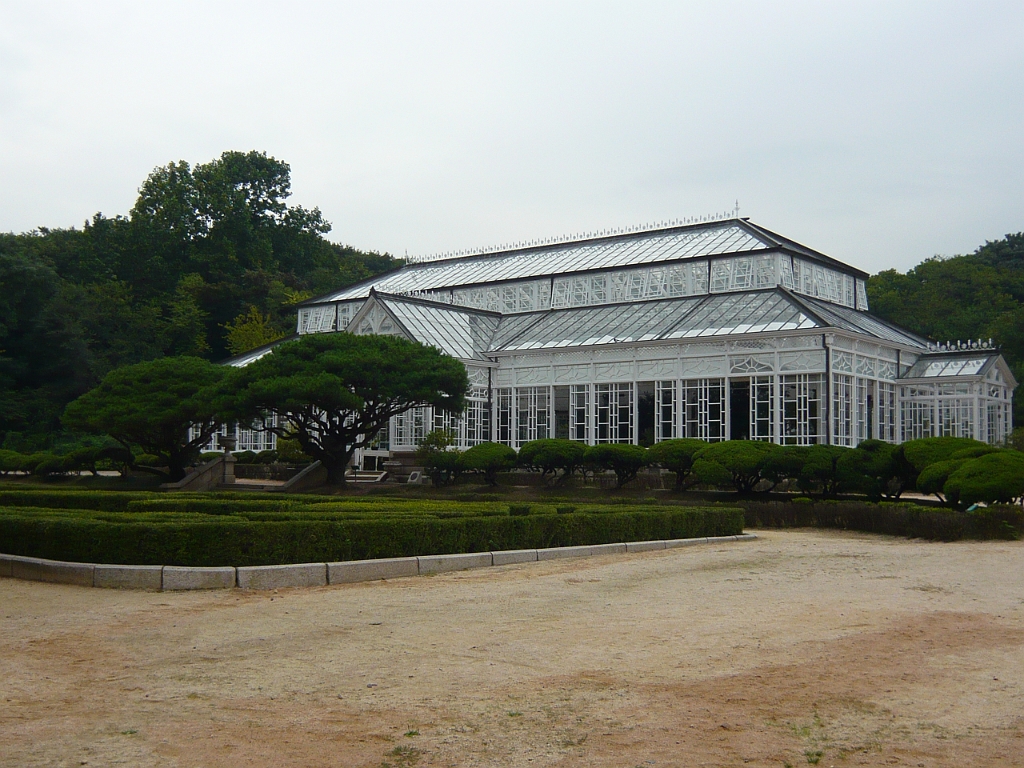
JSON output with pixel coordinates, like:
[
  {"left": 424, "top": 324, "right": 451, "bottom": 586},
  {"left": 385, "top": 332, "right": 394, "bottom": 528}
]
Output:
[{"left": 226, "top": 218, "right": 1016, "bottom": 466}]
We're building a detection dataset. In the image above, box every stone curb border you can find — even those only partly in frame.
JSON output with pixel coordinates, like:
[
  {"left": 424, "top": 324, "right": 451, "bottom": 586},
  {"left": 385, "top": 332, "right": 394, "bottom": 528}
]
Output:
[{"left": 0, "top": 534, "right": 757, "bottom": 591}]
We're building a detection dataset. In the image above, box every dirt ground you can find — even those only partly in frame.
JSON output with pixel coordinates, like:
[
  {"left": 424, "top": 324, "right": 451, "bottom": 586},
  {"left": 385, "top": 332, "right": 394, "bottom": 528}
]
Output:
[{"left": 3, "top": 530, "right": 1024, "bottom": 768}]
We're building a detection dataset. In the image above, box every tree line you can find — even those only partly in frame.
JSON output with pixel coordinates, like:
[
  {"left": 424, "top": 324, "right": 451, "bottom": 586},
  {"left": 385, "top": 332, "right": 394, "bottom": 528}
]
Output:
[{"left": 0, "top": 151, "right": 400, "bottom": 451}]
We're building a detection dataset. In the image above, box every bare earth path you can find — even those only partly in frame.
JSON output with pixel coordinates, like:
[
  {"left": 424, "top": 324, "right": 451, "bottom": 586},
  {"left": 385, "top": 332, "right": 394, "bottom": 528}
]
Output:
[{"left": 3, "top": 530, "right": 1024, "bottom": 767}]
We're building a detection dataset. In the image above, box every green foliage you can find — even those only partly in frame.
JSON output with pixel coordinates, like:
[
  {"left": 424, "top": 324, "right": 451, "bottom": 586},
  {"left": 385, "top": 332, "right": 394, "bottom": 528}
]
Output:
[
  {"left": 460, "top": 442, "right": 517, "bottom": 486},
  {"left": 0, "top": 450, "right": 22, "bottom": 476},
  {"left": 225, "top": 333, "right": 468, "bottom": 485},
  {"left": 62, "top": 356, "right": 229, "bottom": 481},
  {"left": 762, "top": 445, "right": 811, "bottom": 488},
  {"left": 944, "top": 451, "right": 1024, "bottom": 507},
  {"left": 797, "top": 444, "right": 862, "bottom": 498},
  {"left": 901, "top": 436, "right": 988, "bottom": 472},
  {"left": 517, "top": 439, "right": 587, "bottom": 479},
  {"left": 583, "top": 444, "right": 649, "bottom": 488},
  {"left": 416, "top": 430, "right": 463, "bottom": 487},
  {"left": 0, "top": 491, "right": 744, "bottom": 565},
  {"left": 916, "top": 459, "right": 965, "bottom": 502},
  {"left": 223, "top": 305, "right": 287, "bottom": 356},
  {"left": 691, "top": 440, "right": 780, "bottom": 493},
  {"left": 852, "top": 440, "right": 917, "bottom": 500},
  {"left": 646, "top": 438, "right": 706, "bottom": 490},
  {"left": 275, "top": 437, "right": 312, "bottom": 464}
]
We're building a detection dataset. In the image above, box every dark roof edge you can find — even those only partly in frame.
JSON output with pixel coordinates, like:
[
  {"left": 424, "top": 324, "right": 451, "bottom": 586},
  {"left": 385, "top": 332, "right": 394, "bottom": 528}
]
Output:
[
  {"left": 372, "top": 290, "right": 505, "bottom": 317},
  {"left": 740, "top": 220, "right": 870, "bottom": 278},
  {"left": 217, "top": 333, "right": 299, "bottom": 366}
]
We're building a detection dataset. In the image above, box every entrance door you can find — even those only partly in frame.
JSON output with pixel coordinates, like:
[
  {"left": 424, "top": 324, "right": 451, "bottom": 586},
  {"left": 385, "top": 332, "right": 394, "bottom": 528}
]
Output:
[{"left": 729, "top": 380, "right": 750, "bottom": 441}]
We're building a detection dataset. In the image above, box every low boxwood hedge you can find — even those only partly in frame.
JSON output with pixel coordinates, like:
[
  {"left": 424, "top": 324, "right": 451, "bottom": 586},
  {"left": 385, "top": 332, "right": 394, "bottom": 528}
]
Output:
[
  {"left": 0, "top": 504, "right": 743, "bottom": 566},
  {"left": 739, "top": 500, "right": 1023, "bottom": 541}
]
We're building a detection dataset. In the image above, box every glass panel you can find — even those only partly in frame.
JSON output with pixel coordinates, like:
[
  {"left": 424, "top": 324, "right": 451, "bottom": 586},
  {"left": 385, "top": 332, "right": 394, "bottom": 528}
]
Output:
[
  {"left": 594, "top": 383, "right": 633, "bottom": 444},
  {"left": 832, "top": 374, "right": 854, "bottom": 447},
  {"left": 554, "top": 386, "right": 570, "bottom": 440},
  {"left": 751, "top": 376, "right": 774, "bottom": 442},
  {"left": 515, "top": 386, "right": 550, "bottom": 447},
  {"left": 655, "top": 380, "right": 677, "bottom": 442},
  {"left": 570, "top": 385, "right": 590, "bottom": 443},
  {"left": 683, "top": 378, "right": 726, "bottom": 441},
  {"left": 781, "top": 374, "right": 823, "bottom": 446}
]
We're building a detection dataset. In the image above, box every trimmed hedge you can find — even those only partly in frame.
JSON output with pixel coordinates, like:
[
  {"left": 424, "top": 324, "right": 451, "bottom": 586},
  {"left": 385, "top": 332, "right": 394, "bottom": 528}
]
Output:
[
  {"left": 0, "top": 490, "right": 158, "bottom": 512},
  {"left": 739, "top": 500, "right": 1023, "bottom": 541},
  {"left": 0, "top": 502, "right": 743, "bottom": 566}
]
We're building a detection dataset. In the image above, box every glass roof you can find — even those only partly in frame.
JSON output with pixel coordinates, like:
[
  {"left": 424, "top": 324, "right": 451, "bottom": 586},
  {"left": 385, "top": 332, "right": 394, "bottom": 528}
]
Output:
[
  {"left": 382, "top": 299, "right": 498, "bottom": 362},
  {"left": 340, "top": 288, "right": 936, "bottom": 360},
  {"left": 797, "top": 296, "right": 928, "bottom": 348},
  {"left": 662, "top": 291, "right": 818, "bottom": 339},
  {"left": 493, "top": 297, "right": 705, "bottom": 351},
  {"left": 324, "top": 222, "right": 767, "bottom": 301},
  {"left": 905, "top": 356, "right": 993, "bottom": 378},
  {"left": 487, "top": 312, "right": 548, "bottom": 350}
]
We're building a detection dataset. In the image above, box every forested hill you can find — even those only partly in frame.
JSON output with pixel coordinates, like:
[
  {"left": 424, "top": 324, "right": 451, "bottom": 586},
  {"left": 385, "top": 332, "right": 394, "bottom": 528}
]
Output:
[
  {"left": 0, "top": 151, "right": 401, "bottom": 449},
  {"left": 867, "top": 233, "right": 1024, "bottom": 422}
]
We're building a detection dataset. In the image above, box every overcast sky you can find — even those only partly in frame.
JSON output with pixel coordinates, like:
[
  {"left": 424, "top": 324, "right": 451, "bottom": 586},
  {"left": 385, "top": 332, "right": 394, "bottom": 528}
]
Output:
[{"left": 2, "top": 1, "right": 1022, "bottom": 273}]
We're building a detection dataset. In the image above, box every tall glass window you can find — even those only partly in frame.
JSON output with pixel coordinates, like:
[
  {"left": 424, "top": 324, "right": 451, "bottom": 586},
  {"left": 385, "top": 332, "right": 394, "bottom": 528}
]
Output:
[
  {"left": 497, "top": 388, "right": 513, "bottom": 446},
  {"left": 937, "top": 398, "right": 975, "bottom": 439},
  {"left": 781, "top": 374, "right": 823, "bottom": 445},
  {"left": 682, "top": 378, "right": 726, "bottom": 441},
  {"left": 570, "top": 385, "right": 590, "bottom": 443},
  {"left": 832, "top": 374, "right": 854, "bottom": 447},
  {"left": 463, "top": 385, "right": 491, "bottom": 446},
  {"left": 655, "top": 381, "right": 677, "bottom": 442},
  {"left": 855, "top": 378, "right": 873, "bottom": 443},
  {"left": 751, "top": 376, "right": 775, "bottom": 442},
  {"left": 595, "top": 383, "right": 633, "bottom": 444},
  {"left": 394, "top": 406, "right": 428, "bottom": 447},
  {"left": 554, "top": 386, "right": 570, "bottom": 439},
  {"left": 878, "top": 382, "right": 897, "bottom": 442},
  {"left": 900, "top": 386, "right": 934, "bottom": 441},
  {"left": 516, "top": 386, "right": 550, "bottom": 446}
]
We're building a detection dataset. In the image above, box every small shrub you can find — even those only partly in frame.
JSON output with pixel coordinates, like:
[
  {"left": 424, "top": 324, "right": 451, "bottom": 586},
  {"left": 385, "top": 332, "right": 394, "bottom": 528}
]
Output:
[
  {"left": 508, "top": 504, "right": 532, "bottom": 516},
  {"left": 584, "top": 444, "right": 648, "bottom": 488},
  {"left": 275, "top": 437, "right": 313, "bottom": 465},
  {"left": 646, "top": 438, "right": 706, "bottom": 490},
  {"left": 556, "top": 505, "right": 576, "bottom": 514},
  {"left": 0, "top": 450, "right": 22, "bottom": 475},
  {"left": 691, "top": 440, "right": 779, "bottom": 493},
  {"left": 944, "top": 451, "right": 1024, "bottom": 507},
  {"left": 460, "top": 443, "right": 516, "bottom": 486},
  {"left": 517, "top": 439, "right": 587, "bottom": 480},
  {"left": 902, "top": 436, "right": 986, "bottom": 472},
  {"left": 416, "top": 430, "right": 463, "bottom": 487}
]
